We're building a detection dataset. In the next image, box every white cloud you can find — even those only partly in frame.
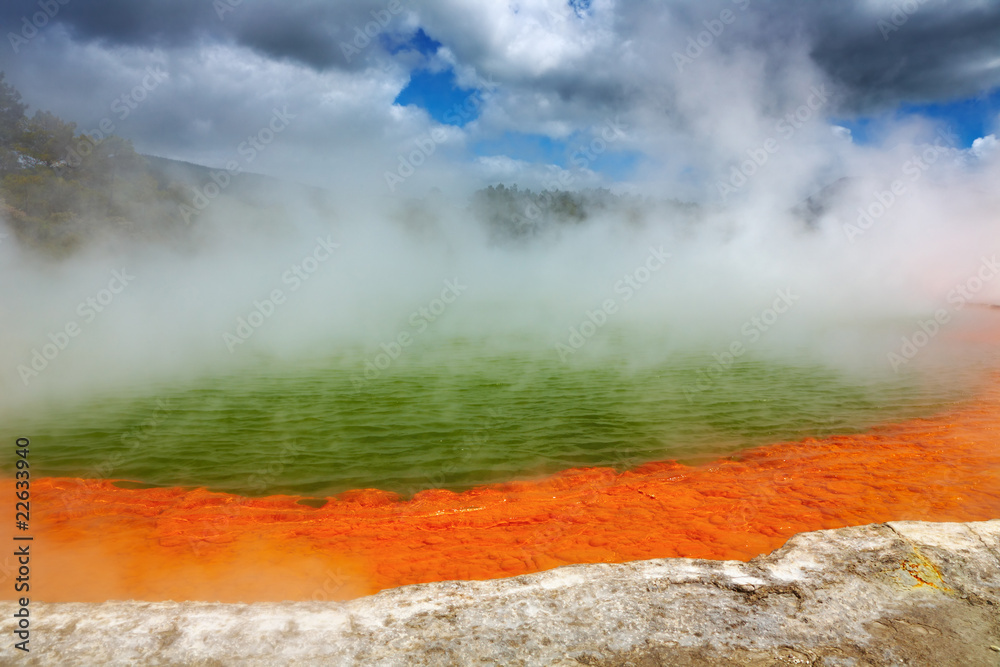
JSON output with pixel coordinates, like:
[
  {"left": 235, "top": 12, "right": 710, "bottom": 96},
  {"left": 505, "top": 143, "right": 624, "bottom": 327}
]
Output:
[
  {"left": 4, "top": 0, "right": 999, "bottom": 202},
  {"left": 970, "top": 134, "right": 997, "bottom": 159},
  {"left": 832, "top": 126, "right": 853, "bottom": 141}
]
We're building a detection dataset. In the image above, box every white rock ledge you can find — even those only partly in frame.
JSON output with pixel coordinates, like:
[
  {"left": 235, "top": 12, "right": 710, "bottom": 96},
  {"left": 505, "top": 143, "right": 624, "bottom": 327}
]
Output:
[{"left": 4, "top": 520, "right": 1000, "bottom": 666}]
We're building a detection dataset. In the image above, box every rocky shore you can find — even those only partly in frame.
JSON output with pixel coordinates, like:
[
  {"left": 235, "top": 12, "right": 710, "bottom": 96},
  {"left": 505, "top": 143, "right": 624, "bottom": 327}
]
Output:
[{"left": 4, "top": 519, "right": 999, "bottom": 666}]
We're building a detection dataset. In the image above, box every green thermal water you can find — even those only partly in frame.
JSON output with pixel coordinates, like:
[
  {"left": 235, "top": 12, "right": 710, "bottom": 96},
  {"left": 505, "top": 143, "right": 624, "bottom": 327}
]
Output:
[{"left": 0, "top": 337, "right": 981, "bottom": 498}]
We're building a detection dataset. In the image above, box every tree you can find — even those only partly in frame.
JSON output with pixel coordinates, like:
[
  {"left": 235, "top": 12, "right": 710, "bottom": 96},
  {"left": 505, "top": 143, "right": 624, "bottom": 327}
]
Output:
[
  {"left": 0, "top": 71, "right": 26, "bottom": 145},
  {"left": 0, "top": 72, "right": 27, "bottom": 176},
  {"left": 0, "top": 72, "right": 238, "bottom": 253},
  {"left": 16, "top": 110, "right": 76, "bottom": 167}
]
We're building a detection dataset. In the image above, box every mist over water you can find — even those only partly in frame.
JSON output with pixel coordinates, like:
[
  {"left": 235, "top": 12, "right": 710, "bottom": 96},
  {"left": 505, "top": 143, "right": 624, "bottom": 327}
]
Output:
[
  {"left": 2, "top": 8, "right": 999, "bottom": 497},
  {"left": 2, "top": 163, "right": 997, "bottom": 396},
  {"left": 2, "top": 151, "right": 999, "bottom": 495}
]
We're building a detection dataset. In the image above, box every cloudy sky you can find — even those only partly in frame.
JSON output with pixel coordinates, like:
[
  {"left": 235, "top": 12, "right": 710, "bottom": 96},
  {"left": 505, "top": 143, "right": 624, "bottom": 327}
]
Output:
[{"left": 1, "top": 0, "right": 998, "bottom": 200}]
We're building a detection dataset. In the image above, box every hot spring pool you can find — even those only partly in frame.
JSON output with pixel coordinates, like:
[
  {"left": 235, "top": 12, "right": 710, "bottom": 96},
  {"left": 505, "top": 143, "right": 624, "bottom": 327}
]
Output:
[
  {"left": 4, "top": 312, "right": 999, "bottom": 603},
  {"left": 1, "top": 335, "right": 991, "bottom": 498}
]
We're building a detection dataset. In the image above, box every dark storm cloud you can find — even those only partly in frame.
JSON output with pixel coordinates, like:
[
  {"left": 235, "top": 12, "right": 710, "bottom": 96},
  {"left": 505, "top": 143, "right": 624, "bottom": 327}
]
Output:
[
  {"left": 597, "top": 0, "right": 1000, "bottom": 113},
  {"left": 0, "top": 0, "right": 409, "bottom": 71},
  {"left": 231, "top": 8, "right": 345, "bottom": 70},
  {"left": 0, "top": 0, "right": 214, "bottom": 48},
  {"left": 2, "top": 0, "right": 998, "bottom": 111},
  {"left": 611, "top": 0, "right": 1000, "bottom": 112},
  {"left": 800, "top": 0, "right": 1000, "bottom": 109}
]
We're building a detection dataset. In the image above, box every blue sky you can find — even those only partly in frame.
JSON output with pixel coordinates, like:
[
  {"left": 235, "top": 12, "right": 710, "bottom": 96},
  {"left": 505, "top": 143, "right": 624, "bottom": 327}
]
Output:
[
  {"left": 396, "top": 53, "right": 997, "bottom": 183},
  {"left": 836, "top": 87, "right": 1000, "bottom": 147},
  {"left": 392, "top": 24, "right": 644, "bottom": 182},
  {"left": 395, "top": 68, "right": 480, "bottom": 127},
  {"left": 396, "top": 68, "right": 644, "bottom": 181}
]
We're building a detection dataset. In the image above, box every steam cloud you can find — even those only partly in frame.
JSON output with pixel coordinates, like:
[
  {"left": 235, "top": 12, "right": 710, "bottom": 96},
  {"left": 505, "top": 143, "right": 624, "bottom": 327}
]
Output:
[{"left": 1, "top": 0, "right": 999, "bottom": 416}]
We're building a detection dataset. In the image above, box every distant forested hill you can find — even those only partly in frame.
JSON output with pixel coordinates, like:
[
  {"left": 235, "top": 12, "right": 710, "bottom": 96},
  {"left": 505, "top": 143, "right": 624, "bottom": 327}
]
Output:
[
  {"left": 0, "top": 72, "right": 196, "bottom": 254},
  {"left": 0, "top": 71, "right": 698, "bottom": 255},
  {"left": 470, "top": 183, "right": 698, "bottom": 244}
]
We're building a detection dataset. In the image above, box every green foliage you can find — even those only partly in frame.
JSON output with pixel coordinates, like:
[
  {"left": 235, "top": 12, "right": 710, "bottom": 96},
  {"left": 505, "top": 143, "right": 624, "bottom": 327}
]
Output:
[
  {"left": 0, "top": 72, "right": 27, "bottom": 178},
  {"left": 0, "top": 72, "right": 190, "bottom": 252},
  {"left": 16, "top": 110, "right": 76, "bottom": 167},
  {"left": 471, "top": 183, "right": 649, "bottom": 243},
  {"left": 0, "top": 72, "right": 26, "bottom": 145},
  {"left": 3, "top": 171, "right": 98, "bottom": 220}
]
